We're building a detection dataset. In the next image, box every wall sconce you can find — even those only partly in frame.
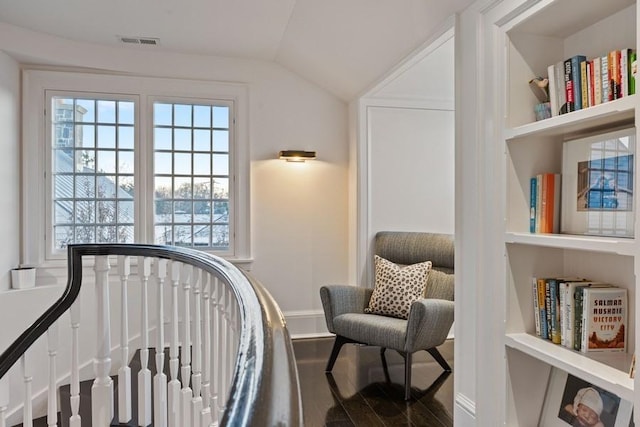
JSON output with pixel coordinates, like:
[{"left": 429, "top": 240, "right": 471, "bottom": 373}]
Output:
[{"left": 278, "top": 150, "right": 316, "bottom": 162}]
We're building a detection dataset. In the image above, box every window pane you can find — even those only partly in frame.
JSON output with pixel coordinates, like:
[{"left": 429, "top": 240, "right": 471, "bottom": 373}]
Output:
[
  {"left": 155, "top": 176, "right": 172, "bottom": 198},
  {"left": 118, "top": 201, "right": 134, "bottom": 223},
  {"left": 54, "top": 123, "right": 73, "bottom": 148},
  {"left": 174, "top": 225, "right": 192, "bottom": 246},
  {"left": 75, "top": 99, "right": 95, "bottom": 122},
  {"left": 75, "top": 201, "right": 95, "bottom": 223},
  {"left": 213, "top": 178, "right": 229, "bottom": 199},
  {"left": 97, "top": 125, "right": 116, "bottom": 148},
  {"left": 174, "top": 177, "right": 192, "bottom": 199},
  {"left": 53, "top": 152, "right": 73, "bottom": 174},
  {"left": 54, "top": 175, "right": 73, "bottom": 198},
  {"left": 155, "top": 201, "right": 172, "bottom": 224},
  {"left": 53, "top": 98, "right": 74, "bottom": 122},
  {"left": 174, "top": 129, "right": 191, "bottom": 151},
  {"left": 119, "top": 151, "right": 134, "bottom": 174},
  {"left": 194, "top": 225, "right": 211, "bottom": 246},
  {"left": 75, "top": 226, "right": 95, "bottom": 243},
  {"left": 174, "top": 104, "right": 192, "bottom": 127},
  {"left": 213, "top": 106, "right": 229, "bottom": 128},
  {"left": 54, "top": 201, "right": 73, "bottom": 224},
  {"left": 212, "top": 224, "right": 229, "bottom": 247},
  {"left": 97, "top": 201, "right": 116, "bottom": 223},
  {"left": 75, "top": 175, "right": 95, "bottom": 198},
  {"left": 194, "top": 105, "right": 211, "bottom": 127},
  {"left": 54, "top": 226, "right": 73, "bottom": 249},
  {"left": 174, "top": 153, "right": 191, "bottom": 175},
  {"left": 212, "top": 130, "right": 229, "bottom": 152},
  {"left": 119, "top": 126, "right": 134, "bottom": 150},
  {"left": 193, "top": 177, "right": 210, "bottom": 199},
  {"left": 154, "top": 103, "right": 172, "bottom": 126},
  {"left": 194, "top": 202, "right": 211, "bottom": 223},
  {"left": 194, "top": 129, "right": 211, "bottom": 151},
  {"left": 155, "top": 128, "right": 172, "bottom": 150},
  {"left": 76, "top": 150, "right": 95, "bottom": 172},
  {"left": 155, "top": 225, "right": 172, "bottom": 245},
  {"left": 155, "top": 152, "right": 172, "bottom": 175},
  {"left": 97, "top": 150, "right": 116, "bottom": 174},
  {"left": 194, "top": 153, "right": 211, "bottom": 175},
  {"left": 97, "top": 100, "right": 116, "bottom": 124},
  {"left": 118, "top": 101, "right": 135, "bottom": 125},
  {"left": 97, "top": 176, "right": 117, "bottom": 198},
  {"left": 213, "top": 201, "right": 229, "bottom": 220},
  {"left": 97, "top": 226, "right": 117, "bottom": 242},
  {"left": 78, "top": 125, "right": 95, "bottom": 148},
  {"left": 212, "top": 153, "right": 229, "bottom": 175},
  {"left": 118, "top": 225, "right": 134, "bottom": 243},
  {"left": 118, "top": 176, "right": 134, "bottom": 199}
]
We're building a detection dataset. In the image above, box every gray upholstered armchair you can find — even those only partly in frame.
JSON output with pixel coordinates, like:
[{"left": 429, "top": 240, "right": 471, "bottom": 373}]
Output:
[{"left": 320, "top": 231, "right": 454, "bottom": 400}]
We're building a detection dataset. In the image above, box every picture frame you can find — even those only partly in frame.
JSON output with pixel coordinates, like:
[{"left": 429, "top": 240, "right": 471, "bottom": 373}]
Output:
[
  {"left": 539, "top": 368, "right": 633, "bottom": 427},
  {"left": 561, "top": 127, "right": 635, "bottom": 238}
]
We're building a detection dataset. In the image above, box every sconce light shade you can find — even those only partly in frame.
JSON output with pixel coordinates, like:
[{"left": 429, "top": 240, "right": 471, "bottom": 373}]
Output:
[{"left": 278, "top": 150, "right": 316, "bottom": 162}]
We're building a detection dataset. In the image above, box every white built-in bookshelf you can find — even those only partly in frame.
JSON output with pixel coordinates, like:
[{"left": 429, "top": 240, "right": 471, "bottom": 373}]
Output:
[{"left": 497, "top": 0, "right": 638, "bottom": 424}]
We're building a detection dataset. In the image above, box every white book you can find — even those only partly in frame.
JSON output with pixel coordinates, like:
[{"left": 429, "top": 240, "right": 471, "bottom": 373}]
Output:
[{"left": 547, "top": 63, "right": 558, "bottom": 117}]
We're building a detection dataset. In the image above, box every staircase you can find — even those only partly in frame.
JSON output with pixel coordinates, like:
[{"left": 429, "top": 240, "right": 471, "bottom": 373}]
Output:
[{"left": 0, "top": 244, "right": 303, "bottom": 427}]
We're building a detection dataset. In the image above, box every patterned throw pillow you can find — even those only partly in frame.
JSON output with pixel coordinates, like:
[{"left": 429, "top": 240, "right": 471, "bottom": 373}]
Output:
[{"left": 364, "top": 255, "right": 432, "bottom": 319}]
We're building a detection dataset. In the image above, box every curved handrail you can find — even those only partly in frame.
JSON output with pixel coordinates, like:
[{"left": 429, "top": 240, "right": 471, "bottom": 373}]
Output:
[{"left": 0, "top": 243, "right": 302, "bottom": 426}]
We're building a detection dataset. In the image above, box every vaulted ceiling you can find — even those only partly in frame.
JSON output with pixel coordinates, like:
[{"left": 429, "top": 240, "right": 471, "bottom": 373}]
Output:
[{"left": 0, "top": 0, "right": 474, "bottom": 101}]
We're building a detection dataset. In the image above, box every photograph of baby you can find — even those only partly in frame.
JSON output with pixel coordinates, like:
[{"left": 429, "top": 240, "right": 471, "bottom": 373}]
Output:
[{"left": 557, "top": 374, "right": 622, "bottom": 427}]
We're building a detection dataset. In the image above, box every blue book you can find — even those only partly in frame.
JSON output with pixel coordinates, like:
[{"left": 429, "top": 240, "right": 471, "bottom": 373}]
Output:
[
  {"left": 530, "top": 177, "right": 537, "bottom": 233},
  {"left": 564, "top": 55, "right": 587, "bottom": 111}
]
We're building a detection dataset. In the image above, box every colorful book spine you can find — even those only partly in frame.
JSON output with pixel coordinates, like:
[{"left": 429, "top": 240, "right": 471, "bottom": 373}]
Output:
[
  {"left": 537, "top": 278, "right": 548, "bottom": 339},
  {"left": 533, "top": 277, "right": 541, "bottom": 336},
  {"left": 555, "top": 60, "right": 567, "bottom": 114},
  {"left": 530, "top": 177, "right": 537, "bottom": 233},
  {"left": 621, "top": 48, "right": 629, "bottom": 97},
  {"left": 630, "top": 50, "right": 637, "bottom": 95},
  {"left": 549, "top": 279, "right": 561, "bottom": 344},
  {"left": 535, "top": 174, "right": 542, "bottom": 233},
  {"left": 601, "top": 54, "right": 610, "bottom": 103},
  {"left": 610, "top": 50, "right": 621, "bottom": 100},
  {"left": 580, "top": 60, "right": 588, "bottom": 108},
  {"left": 593, "top": 56, "right": 602, "bottom": 105}
]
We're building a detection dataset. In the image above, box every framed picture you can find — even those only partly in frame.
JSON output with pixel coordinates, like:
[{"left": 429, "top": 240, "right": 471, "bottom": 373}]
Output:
[
  {"left": 539, "top": 368, "right": 633, "bottom": 427},
  {"left": 561, "top": 127, "right": 635, "bottom": 238}
]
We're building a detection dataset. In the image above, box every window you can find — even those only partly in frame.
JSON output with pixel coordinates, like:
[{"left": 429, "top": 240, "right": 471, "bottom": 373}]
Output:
[
  {"left": 23, "top": 70, "right": 249, "bottom": 264},
  {"left": 152, "top": 101, "right": 232, "bottom": 249}
]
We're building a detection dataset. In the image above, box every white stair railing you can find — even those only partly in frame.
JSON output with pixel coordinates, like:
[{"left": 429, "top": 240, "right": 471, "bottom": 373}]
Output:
[{"left": 0, "top": 244, "right": 302, "bottom": 427}]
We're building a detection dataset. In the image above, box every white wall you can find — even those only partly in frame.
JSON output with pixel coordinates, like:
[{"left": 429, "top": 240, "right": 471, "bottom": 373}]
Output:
[{"left": 0, "top": 51, "right": 20, "bottom": 292}]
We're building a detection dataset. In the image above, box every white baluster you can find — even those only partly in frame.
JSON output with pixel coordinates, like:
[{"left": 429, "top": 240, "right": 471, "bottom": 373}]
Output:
[
  {"left": 92, "top": 255, "right": 114, "bottom": 426},
  {"left": 222, "top": 286, "right": 232, "bottom": 407},
  {"left": 0, "top": 376, "right": 8, "bottom": 427},
  {"left": 47, "top": 323, "right": 58, "bottom": 427},
  {"left": 22, "top": 352, "right": 33, "bottom": 427},
  {"left": 200, "top": 273, "right": 212, "bottom": 427},
  {"left": 216, "top": 279, "right": 227, "bottom": 416},
  {"left": 154, "top": 258, "right": 168, "bottom": 427},
  {"left": 180, "top": 264, "right": 193, "bottom": 427},
  {"left": 191, "top": 268, "right": 203, "bottom": 427},
  {"left": 118, "top": 255, "right": 132, "bottom": 423},
  {"left": 168, "top": 261, "right": 182, "bottom": 427},
  {"left": 138, "top": 256, "right": 152, "bottom": 427},
  {"left": 69, "top": 300, "right": 81, "bottom": 427},
  {"left": 210, "top": 276, "right": 219, "bottom": 426}
]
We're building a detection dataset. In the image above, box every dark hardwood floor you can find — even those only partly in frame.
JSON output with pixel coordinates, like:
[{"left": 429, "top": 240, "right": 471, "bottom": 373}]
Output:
[{"left": 292, "top": 337, "right": 454, "bottom": 427}]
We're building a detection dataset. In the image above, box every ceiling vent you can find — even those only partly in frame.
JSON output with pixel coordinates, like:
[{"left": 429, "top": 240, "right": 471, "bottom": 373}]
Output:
[{"left": 118, "top": 36, "right": 160, "bottom": 46}]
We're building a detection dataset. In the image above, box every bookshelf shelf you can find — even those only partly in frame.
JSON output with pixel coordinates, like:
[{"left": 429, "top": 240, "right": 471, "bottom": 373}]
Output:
[
  {"left": 505, "top": 333, "right": 634, "bottom": 402},
  {"left": 504, "top": 95, "right": 636, "bottom": 142},
  {"left": 504, "top": 232, "right": 636, "bottom": 256}
]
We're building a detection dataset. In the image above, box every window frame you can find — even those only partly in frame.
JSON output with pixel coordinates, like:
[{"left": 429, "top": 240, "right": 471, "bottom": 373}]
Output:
[{"left": 23, "top": 69, "right": 251, "bottom": 266}]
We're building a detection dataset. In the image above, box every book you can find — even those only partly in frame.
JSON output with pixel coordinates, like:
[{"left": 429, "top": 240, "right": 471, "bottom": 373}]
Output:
[
  {"left": 547, "top": 63, "right": 559, "bottom": 117},
  {"left": 541, "top": 173, "right": 560, "bottom": 233},
  {"left": 593, "top": 56, "right": 602, "bottom": 105},
  {"left": 537, "top": 277, "right": 549, "bottom": 339},
  {"left": 580, "top": 60, "right": 588, "bottom": 108},
  {"left": 532, "top": 277, "right": 541, "bottom": 336},
  {"left": 535, "top": 174, "right": 542, "bottom": 233},
  {"left": 621, "top": 48, "right": 629, "bottom": 97},
  {"left": 609, "top": 50, "right": 621, "bottom": 100},
  {"left": 573, "top": 283, "right": 615, "bottom": 351},
  {"left": 630, "top": 50, "right": 637, "bottom": 95},
  {"left": 561, "top": 280, "right": 598, "bottom": 349},
  {"left": 529, "top": 177, "right": 537, "bottom": 233},
  {"left": 587, "top": 60, "right": 594, "bottom": 108},
  {"left": 554, "top": 60, "right": 568, "bottom": 114},
  {"left": 564, "top": 55, "right": 586, "bottom": 111},
  {"left": 548, "top": 278, "right": 562, "bottom": 344},
  {"left": 601, "top": 54, "right": 610, "bottom": 103},
  {"left": 581, "top": 286, "right": 627, "bottom": 353}
]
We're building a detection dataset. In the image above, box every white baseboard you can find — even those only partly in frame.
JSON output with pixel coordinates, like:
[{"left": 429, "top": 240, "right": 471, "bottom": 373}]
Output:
[
  {"left": 455, "top": 392, "right": 476, "bottom": 424},
  {"left": 282, "top": 310, "right": 330, "bottom": 339}
]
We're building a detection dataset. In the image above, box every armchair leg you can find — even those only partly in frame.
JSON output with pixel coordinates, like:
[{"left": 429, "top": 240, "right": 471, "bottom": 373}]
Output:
[
  {"left": 325, "top": 335, "right": 358, "bottom": 372},
  {"left": 404, "top": 352, "right": 412, "bottom": 400},
  {"left": 426, "top": 347, "right": 452, "bottom": 372}
]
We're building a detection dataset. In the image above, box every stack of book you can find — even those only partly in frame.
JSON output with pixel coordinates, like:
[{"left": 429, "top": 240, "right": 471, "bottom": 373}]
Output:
[
  {"left": 546, "top": 49, "right": 637, "bottom": 117},
  {"left": 532, "top": 277, "right": 627, "bottom": 353},
  {"left": 529, "top": 173, "right": 560, "bottom": 234}
]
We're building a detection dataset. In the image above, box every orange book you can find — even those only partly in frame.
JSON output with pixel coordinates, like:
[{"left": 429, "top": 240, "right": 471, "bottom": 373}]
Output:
[{"left": 541, "top": 173, "right": 561, "bottom": 233}]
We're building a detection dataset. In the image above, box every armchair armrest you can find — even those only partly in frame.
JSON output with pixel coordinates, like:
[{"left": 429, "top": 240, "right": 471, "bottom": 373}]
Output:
[
  {"left": 319, "top": 285, "right": 373, "bottom": 333},
  {"left": 405, "top": 298, "right": 454, "bottom": 352}
]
